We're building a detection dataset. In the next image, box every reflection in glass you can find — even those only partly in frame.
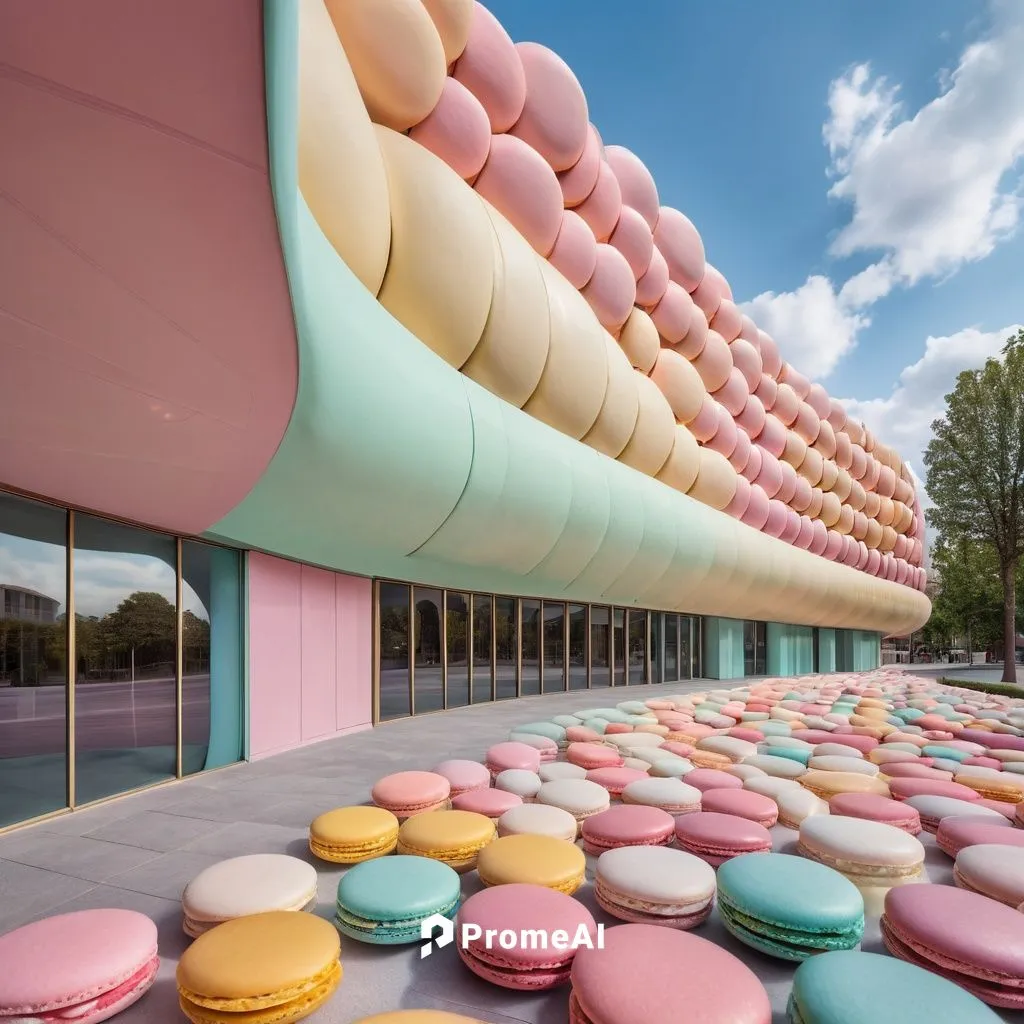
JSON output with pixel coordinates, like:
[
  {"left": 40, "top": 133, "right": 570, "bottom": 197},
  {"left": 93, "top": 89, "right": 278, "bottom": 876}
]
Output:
[
  {"left": 378, "top": 583, "right": 411, "bottom": 720},
  {"left": 755, "top": 622, "right": 767, "bottom": 676},
  {"left": 495, "top": 598, "right": 517, "bottom": 699},
  {"left": 521, "top": 600, "right": 540, "bottom": 695},
  {"left": 650, "top": 613, "right": 664, "bottom": 684},
  {"left": 590, "top": 606, "right": 610, "bottom": 688},
  {"left": 542, "top": 603, "right": 565, "bottom": 693},
  {"left": 414, "top": 588, "right": 444, "bottom": 714},
  {"left": 665, "top": 615, "right": 679, "bottom": 682},
  {"left": 613, "top": 609, "right": 625, "bottom": 686},
  {"left": 628, "top": 611, "right": 647, "bottom": 684},
  {"left": 0, "top": 493, "right": 68, "bottom": 826},
  {"left": 471, "top": 595, "right": 493, "bottom": 703},
  {"left": 446, "top": 592, "right": 470, "bottom": 709},
  {"left": 181, "top": 542, "right": 243, "bottom": 775},
  {"left": 568, "top": 605, "right": 587, "bottom": 690},
  {"left": 73, "top": 515, "right": 177, "bottom": 805},
  {"left": 743, "top": 621, "right": 756, "bottom": 677}
]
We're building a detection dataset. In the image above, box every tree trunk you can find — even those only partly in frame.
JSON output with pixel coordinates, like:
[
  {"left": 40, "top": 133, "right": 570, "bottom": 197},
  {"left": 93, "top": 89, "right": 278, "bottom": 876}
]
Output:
[{"left": 1002, "top": 558, "right": 1018, "bottom": 685}]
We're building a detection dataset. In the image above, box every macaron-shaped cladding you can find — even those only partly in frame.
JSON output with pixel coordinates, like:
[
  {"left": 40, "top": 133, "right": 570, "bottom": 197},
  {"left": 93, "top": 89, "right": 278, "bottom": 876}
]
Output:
[
  {"left": 675, "top": 811, "right": 773, "bottom": 866},
  {"left": 177, "top": 912, "right": 342, "bottom": 1024},
  {"left": 955, "top": 844, "right": 1024, "bottom": 907},
  {"left": 888, "top": 777, "right": 980, "bottom": 803},
  {"left": 434, "top": 759, "right": 491, "bottom": 795},
  {"left": 730, "top": 430, "right": 753, "bottom": 473},
  {"left": 536, "top": 778, "right": 612, "bottom": 822},
  {"left": 725, "top": 474, "right": 752, "bottom": 519},
  {"left": 828, "top": 792, "right": 922, "bottom": 834},
  {"left": 692, "top": 330, "right": 733, "bottom": 393},
  {"left": 473, "top": 133, "right": 563, "bottom": 257},
  {"left": 477, "top": 833, "right": 587, "bottom": 893},
  {"left": 789, "top": 950, "right": 1005, "bottom": 1024},
  {"left": 584, "top": 335, "right": 642, "bottom": 459},
  {"left": 594, "top": 846, "right": 717, "bottom": 928},
  {"left": 509, "top": 42, "right": 589, "bottom": 171},
  {"left": 585, "top": 766, "right": 651, "bottom": 798},
  {"left": 582, "top": 243, "right": 637, "bottom": 331},
  {"left": 650, "top": 280, "right": 697, "bottom": 344},
  {"left": 675, "top": 298, "right": 711, "bottom": 360},
  {"left": 758, "top": 412, "right": 788, "bottom": 460},
  {"left": 0, "top": 910, "right": 158, "bottom": 1024},
  {"left": 687, "top": 447, "right": 738, "bottom": 512},
  {"left": 548, "top": 209, "right": 599, "bottom": 289},
  {"left": 693, "top": 264, "right": 731, "bottom": 320},
  {"left": 495, "top": 769, "right": 543, "bottom": 798},
  {"left": 309, "top": 806, "right": 401, "bottom": 863},
  {"left": 581, "top": 804, "right": 676, "bottom": 855},
  {"left": 758, "top": 331, "right": 784, "bottom": 378},
  {"left": 182, "top": 855, "right": 319, "bottom": 937},
  {"left": 571, "top": 924, "right": 771, "bottom": 1024},
  {"left": 635, "top": 244, "right": 670, "bottom": 306},
  {"left": 540, "top": 761, "right": 588, "bottom": 782},
  {"left": 420, "top": 0, "right": 474, "bottom": 63},
  {"left": 603, "top": 146, "right": 660, "bottom": 230},
  {"left": 882, "top": 884, "right": 1024, "bottom": 1008},
  {"left": 707, "top": 404, "right": 738, "bottom": 459},
  {"left": 714, "top": 367, "right": 750, "bottom": 418},
  {"left": 498, "top": 801, "right": 580, "bottom": 841},
  {"left": 737, "top": 393, "right": 768, "bottom": 443},
  {"left": 717, "top": 853, "right": 864, "bottom": 961},
  {"left": 755, "top": 372, "right": 779, "bottom": 413},
  {"left": 730, "top": 337, "right": 763, "bottom": 391},
  {"left": 700, "top": 788, "right": 779, "bottom": 827},
  {"left": 452, "top": 2, "right": 526, "bottom": 132},
  {"left": 325, "top": 0, "right": 446, "bottom": 131},
  {"left": 649, "top": 347, "right": 705, "bottom": 422},
  {"left": 609, "top": 205, "right": 655, "bottom": 280},
  {"left": 617, "top": 373, "right": 678, "bottom": 477},
  {"left": 936, "top": 818, "right": 1021, "bottom": 860},
  {"left": 653, "top": 207, "right": 706, "bottom": 292},
  {"left": 375, "top": 126, "right": 493, "bottom": 367},
  {"left": 334, "top": 855, "right": 460, "bottom": 944},
  {"left": 576, "top": 159, "right": 623, "bottom": 242},
  {"left": 620, "top": 776, "right": 702, "bottom": 815},
  {"left": 409, "top": 77, "right": 491, "bottom": 180},
  {"left": 457, "top": 883, "right": 598, "bottom": 989},
  {"left": 905, "top": 795, "right": 1008, "bottom": 833},
  {"left": 568, "top": 741, "right": 625, "bottom": 769},
  {"left": 797, "top": 815, "right": 925, "bottom": 886},
  {"left": 559, "top": 122, "right": 603, "bottom": 207},
  {"left": 487, "top": 741, "right": 543, "bottom": 776},
  {"left": 451, "top": 787, "right": 524, "bottom": 819}
]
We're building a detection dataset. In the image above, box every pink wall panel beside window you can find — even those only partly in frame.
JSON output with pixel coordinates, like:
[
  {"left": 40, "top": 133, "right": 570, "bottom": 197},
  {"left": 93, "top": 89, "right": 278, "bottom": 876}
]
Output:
[{"left": 249, "top": 552, "right": 373, "bottom": 759}]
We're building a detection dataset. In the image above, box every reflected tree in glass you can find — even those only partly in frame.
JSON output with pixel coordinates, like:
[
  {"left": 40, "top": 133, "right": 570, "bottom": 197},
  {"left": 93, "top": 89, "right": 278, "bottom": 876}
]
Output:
[
  {"left": 471, "top": 595, "right": 493, "bottom": 703},
  {"left": 446, "top": 593, "right": 469, "bottom": 708},
  {"left": 568, "top": 605, "right": 587, "bottom": 690},
  {"left": 414, "top": 588, "right": 444, "bottom": 714},
  {"left": 494, "top": 598, "right": 517, "bottom": 699},
  {"left": 378, "top": 583, "right": 411, "bottom": 720}
]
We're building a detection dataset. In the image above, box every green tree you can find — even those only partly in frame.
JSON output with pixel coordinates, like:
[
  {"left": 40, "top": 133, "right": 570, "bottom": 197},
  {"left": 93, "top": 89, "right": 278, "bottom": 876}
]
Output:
[
  {"left": 925, "top": 329, "right": 1024, "bottom": 683},
  {"left": 929, "top": 536, "right": 1003, "bottom": 657}
]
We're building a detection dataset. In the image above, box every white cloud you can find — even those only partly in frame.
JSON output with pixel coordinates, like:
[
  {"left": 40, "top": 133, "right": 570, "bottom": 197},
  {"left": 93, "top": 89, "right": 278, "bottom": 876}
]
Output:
[{"left": 838, "top": 323, "right": 1023, "bottom": 505}]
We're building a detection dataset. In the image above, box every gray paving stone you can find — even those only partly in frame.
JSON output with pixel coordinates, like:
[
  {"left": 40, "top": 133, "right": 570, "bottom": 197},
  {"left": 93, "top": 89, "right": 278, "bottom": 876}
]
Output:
[
  {"left": 84, "top": 811, "right": 229, "bottom": 852},
  {"left": 0, "top": 833, "right": 159, "bottom": 883},
  {"left": 104, "top": 850, "right": 222, "bottom": 901}
]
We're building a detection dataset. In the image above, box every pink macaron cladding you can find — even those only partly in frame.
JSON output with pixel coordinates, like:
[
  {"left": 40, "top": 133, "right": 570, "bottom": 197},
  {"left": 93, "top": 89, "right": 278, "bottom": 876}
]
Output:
[
  {"left": 0, "top": 909, "right": 158, "bottom": 1019},
  {"left": 372, "top": 770, "right": 452, "bottom": 814},
  {"left": 888, "top": 778, "right": 980, "bottom": 803},
  {"left": 828, "top": 793, "right": 922, "bottom": 835},
  {"left": 698, "top": 788, "right": 778, "bottom": 827},
  {"left": 585, "top": 767, "right": 649, "bottom": 796},
  {"left": 580, "top": 805, "right": 675, "bottom": 854},
  {"left": 486, "top": 742, "right": 542, "bottom": 776},
  {"left": 434, "top": 759, "right": 491, "bottom": 796},
  {"left": 567, "top": 742, "right": 624, "bottom": 769},
  {"left": 935, "top": 818, "right": 1021, "bottom": 858},
  {"left": 452, "top": 788, "right": 524, "bottom": 819},
  {"left": 674, "top": 811, "right": 773, "bottom": 867},
  {"left": 457, "top": 883, "right": 597, "bottom": 990},
  {"left": 684, "top": 769, "right": 743, "bottom": 793}
]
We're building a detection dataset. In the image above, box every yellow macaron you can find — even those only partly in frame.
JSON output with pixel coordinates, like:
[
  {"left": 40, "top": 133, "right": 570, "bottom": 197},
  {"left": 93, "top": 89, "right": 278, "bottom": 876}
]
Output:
[
  {"left": 176, "top": 911, "right": 341, "bottom": 1024},
  {"left": 957, "top": 774, "right": 1024, "bottom": 803},
  {"left": 476, "top": 833, "right": 586, "bottom": 894},
  {"left": 396, "top": 809, "right": 496, "bottom": 872},
  {"left": 309, "top": 806, "right": 399, "bottom": 863}
]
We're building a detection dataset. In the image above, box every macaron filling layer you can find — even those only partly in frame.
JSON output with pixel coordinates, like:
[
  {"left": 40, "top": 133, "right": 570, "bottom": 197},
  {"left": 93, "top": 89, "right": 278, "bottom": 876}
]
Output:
[
  {"left": 309, "top": 831, "right": 398, "bottom": 862},
  {"left": 395, "top": 834, "right": 496, "bottom": 870},
  {"left": 183, "top": 894, "right": 318, "bottom": 939},
  {"left": 457, "top": 942, "right": 575, "bottom": 988},
  {"left": 26, "top": 955, "right": 160, "bottom": 1023},
  {"left": 335, "top": 897, "right": 459, "bottom": 944},
  {"left": 593, "top": 879, "right": 712, "bottom": 927},
  {"left": 797, "top": 845, "right": 923, "bottom": 884}
]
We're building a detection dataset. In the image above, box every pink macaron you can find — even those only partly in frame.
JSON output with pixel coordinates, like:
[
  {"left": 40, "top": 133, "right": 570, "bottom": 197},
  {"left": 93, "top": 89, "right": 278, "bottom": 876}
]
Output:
[
  {"left": 567, "top": 742, "right": 625, "bottom": 770},
  {"left": 434, "top": 759, "right": 491, "bottom": 796},
  {"left": 585, "top": 767, "right": 649, "bottom": 797},
  {"left": 828, "top": 793, "right": 922, "bottom": 835},
  {"left": 684, "top": 769, "right": 744, "bottom": 793},
  {"left": 0, "top": 909, "right": 158, "bottom": 1024},
  {"left": 935, "top": 818, "right": 1020, "bottom": 858},
  {"left": 888, "top": 778, "right": 980, "bottom": 803},
  {"left": 699, "top": 789, "right": 779, "bottom": 828},
  {"left": 451, "top": 788, "right": 524, "bottom": 820},
  {"left": 674, "top": 812, "right": 773, "bottom": 867},
  {"left": 486, "top": 742, "right": 542, "bottom": 777},
  {"left": 457, "top": 883, "right": 597, "bottom": 989},
  {"left": 881, "top": 763, "right": 954, "bottom": 782},
  {"left": 371, "top": 771, "right": 452, "bottom": 817},
  {"left": 580, "top": 804, "right": 675, "bottom": 855}
]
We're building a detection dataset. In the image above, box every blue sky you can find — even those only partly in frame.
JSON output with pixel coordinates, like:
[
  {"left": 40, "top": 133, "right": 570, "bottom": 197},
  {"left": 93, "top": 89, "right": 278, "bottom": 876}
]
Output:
[{"left": 487, "top": 0, "right": 1024, "bottom": 487}]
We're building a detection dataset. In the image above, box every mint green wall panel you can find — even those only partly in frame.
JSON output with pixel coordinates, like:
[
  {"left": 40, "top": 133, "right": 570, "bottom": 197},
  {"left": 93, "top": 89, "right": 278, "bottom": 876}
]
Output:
[
  {"left": 704, "top": 618, "right": 745, "bottom": 680},
  {"left": 816, "top": 628, "right": 837, "bottom": 674},
  {"left": 767, "top": 623, "right": 814, "bottom": 677},
  {"left": 852, "top": 632, "right": 881, "bottom": 671}
]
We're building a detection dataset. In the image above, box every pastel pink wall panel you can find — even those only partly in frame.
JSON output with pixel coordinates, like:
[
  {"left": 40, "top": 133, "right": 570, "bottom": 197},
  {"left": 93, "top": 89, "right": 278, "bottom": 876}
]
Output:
[
  {"left": 249, "top": 553, "right": 302, "bottom": 758},
  {"left": 300, "top": 565, "right": 338, "bottom": 741},
  {"left": 249, "top": 553, "right": 373, "bottom": 759}
]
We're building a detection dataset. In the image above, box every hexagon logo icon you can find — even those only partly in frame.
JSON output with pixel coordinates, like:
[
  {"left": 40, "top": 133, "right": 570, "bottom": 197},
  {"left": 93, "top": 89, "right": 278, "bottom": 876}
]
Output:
[{"left": 419, "top": 913, "right": 454, "bottom": 958}]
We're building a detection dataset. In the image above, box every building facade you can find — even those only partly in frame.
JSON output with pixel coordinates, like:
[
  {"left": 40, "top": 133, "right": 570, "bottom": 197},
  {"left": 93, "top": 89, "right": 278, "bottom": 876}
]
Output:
[{"left": 0, "top": 0, "right": 929, "bottom": 829}]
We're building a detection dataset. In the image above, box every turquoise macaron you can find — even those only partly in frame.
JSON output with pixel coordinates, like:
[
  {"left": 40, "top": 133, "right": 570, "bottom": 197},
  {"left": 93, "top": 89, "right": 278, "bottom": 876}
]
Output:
[
  {"left": 335, "top": 855, "right": 460, "bottom": 944},
  {"left": 788, "top": 950, "right": 1002, "bottom": 1023},
  {"left": 717, "top": 853, "right": 864, "bottom": 961}
]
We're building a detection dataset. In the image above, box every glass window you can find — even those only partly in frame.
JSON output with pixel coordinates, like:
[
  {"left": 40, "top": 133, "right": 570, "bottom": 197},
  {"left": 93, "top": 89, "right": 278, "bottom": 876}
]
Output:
[
  {"left": 755, "top": 621, "right": 767, "bottom": 676},
  {"left": 413, "top": 588, "right": 444, "bottom": 714},
  {"left": 0, "top": 493, "right": 68, "bottom": 826},
  {"left": 743, "top": 621, "right": 756, "bottom": 677},
  {"left": 471, "top": 595, "right": 492, "bottom": 704},
  {"left": 542, "top": 602, "right": 565, "bottom": 693},
  {"left": 613, "top": 608, "right": 625, "bottom": 686},
  {"left": 665, "top": 615, "right": 679, "bottom": 682},
  {"left": 590, "top": 606, "right": 610, "bottom": 688},
  {"left": 446, "top": 592, "right": 469, "bottom": 709},
  {"left": 568, "top": 605, "right": 587, "bottom": 690},
  {"left": 679, "top": 617, "right": 693, "bottom": 680},
  {"left": 650, "top": 613, "right": 664, "bottom": 684},
  {"left": 378, "top": 583, "right": 411, "bottom": 720},
  {"left": 628, "top": 611, "right": 647, "bottom": 684},
  {"left": 520, "top": 600, "right": 540, "bottom": 696},
  {"left": 494, "top": 597, "right": 517, "bottom": 699},
  {"left": 73, "top": 515, "right": 177, "bottom": 805},
  {"left": 180, "top": 542, "right": 242, "bottom": 775}
]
